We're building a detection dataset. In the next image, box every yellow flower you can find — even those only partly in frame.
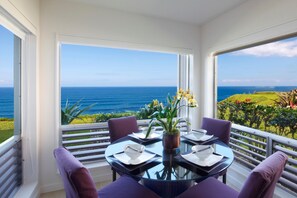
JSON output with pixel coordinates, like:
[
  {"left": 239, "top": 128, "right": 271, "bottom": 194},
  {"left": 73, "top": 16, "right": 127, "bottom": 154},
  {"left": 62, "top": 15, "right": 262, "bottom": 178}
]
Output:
[
  {"left": 185, "top": 93, "right": 193, "bottom": 100},
  {"left": 177, "top": 88, "right": 184, "bottom": 99},
  {"left": 188, "top": 98, "right": 198, "bottom": 107},
  {"left": 153, "top": 99, "right": 159, "bottom": 106}
]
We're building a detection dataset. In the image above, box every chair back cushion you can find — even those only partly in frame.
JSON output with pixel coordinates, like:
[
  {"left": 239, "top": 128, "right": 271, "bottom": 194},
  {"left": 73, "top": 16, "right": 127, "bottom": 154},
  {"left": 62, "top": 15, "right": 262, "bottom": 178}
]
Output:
[
  {"left": 238, "top": 151, "right": 288, "bottom": 198},
  {"left": 53, "top": 147, "right": 98, "bottom": 198},
  {"left": 108, "top": 116, "right": 139, "bottom": 143},
  {"left": 201, "top": 117, "right": 231, "bottom": 144}
]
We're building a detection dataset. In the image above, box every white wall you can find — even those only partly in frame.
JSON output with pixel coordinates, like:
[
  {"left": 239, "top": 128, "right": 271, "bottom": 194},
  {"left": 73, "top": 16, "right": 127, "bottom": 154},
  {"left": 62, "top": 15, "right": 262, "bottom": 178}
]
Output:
[
  {"left": 200, "top": 0, "right": 297, "bottom": 118},
  {"left": 0, "top": 0, "right": 39, "bottom": 197},
  {"left": 39, "top": 0, "right": 200, "bottom": 193},
  {"left": 0, "top": 0, "right": 39, "bottom": 34}
]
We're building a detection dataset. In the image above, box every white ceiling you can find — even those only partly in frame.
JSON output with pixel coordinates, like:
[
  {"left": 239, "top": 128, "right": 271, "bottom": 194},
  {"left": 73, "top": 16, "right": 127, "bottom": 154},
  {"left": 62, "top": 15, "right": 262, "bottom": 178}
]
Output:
[{"left": 68, "top": 0, "right": 249, "bottom": 25}]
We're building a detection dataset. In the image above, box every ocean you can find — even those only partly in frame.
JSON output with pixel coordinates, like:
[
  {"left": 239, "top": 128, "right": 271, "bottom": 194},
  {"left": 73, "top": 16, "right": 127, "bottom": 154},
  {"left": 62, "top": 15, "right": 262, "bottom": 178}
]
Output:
[{"left": 1, "top": 86, "right": 297, "bottom": 118}]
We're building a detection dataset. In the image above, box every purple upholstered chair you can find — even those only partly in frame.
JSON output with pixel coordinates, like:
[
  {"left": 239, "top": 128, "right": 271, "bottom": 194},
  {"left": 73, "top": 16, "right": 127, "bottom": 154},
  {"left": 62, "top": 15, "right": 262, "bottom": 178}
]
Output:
[
  {"left": 177, "top": 151, "right": 288, "bottom": 198},
  {"left": 201, "top": 117, "right": 232, "bottom": 183},
  {"left": 108, "top": 116, "right": 139, "bottom": 143},
  {"left": 53, "top": 147, "right": 159, "bottom": 198},
  {"left": 201, "top": 117, "right": 232, "bottom": 145},
  {"left": 108, "top": 116, "right": 139, "bottom": 181}
]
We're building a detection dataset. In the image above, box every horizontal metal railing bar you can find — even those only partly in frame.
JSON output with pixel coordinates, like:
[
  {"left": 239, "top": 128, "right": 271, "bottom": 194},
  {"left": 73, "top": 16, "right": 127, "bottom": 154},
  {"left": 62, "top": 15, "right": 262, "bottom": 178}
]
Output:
[
  {"left": 274, "top": 145, "right": 297, "bottom": 158},
  {"left": 0, "top": 164, "right": 17, "bottom": 185},
  {"left": 233, "top": 150, "right": 261, "bottom": 165},
  {"left": 279, "top": 177, "right": 297, "bottom": 193},
  {"left": 234, "top": 156, "right": 256, "bottom": 169},
  {"left": 71, "top": 148, "right": 106, "bottom": 156},
  {"left": 0, "top": 171, "right": 17, "bottom": 196},
  {"left": 284, "top": 164, "right": 297, "bottom": 175},
  {"left": 62, "top": 131, "right": 109, "bottom": 138},
  {"left": 0, "top": 136, "right": 21, "bottom": 156},
  {"left": 232, "top": 124, "right": 297, "bottom": 146},
  {"left": 0, "top": 148, "right": 15, "bottom": 167},
  {"left": 0, "top": 148, "right": 16, "bottom": 167},
  {"left": 62, "top": 137, "right": 110, "bottom": 144},
  {"left": 231, "top": 132, "right": 266, "bottom": 146},
  {"left": 287, "top": 157, "right": 297, "bottom": 167},
  {"left": 272, "top": 138, "right": 297, "bottom": 150},
  {"left": 2, "top": 180, "right": 17, "bottom": 198},
  {"left": 230, "top": 143, "right": 266, "bottom": 160},
  {"left": 0, "top": 157, "right": 15, "bottom": 176},
  {"left": 61, "top": 123, "right": 108, "bottom": 132},
  {"left": 231, "top": 129, "right": 265, "bottom": 140},
  {"left": 281, "top": 171, "right": 297, "bottom": 184},
  {"left": 77, "top": 154, "right": 105, "bottom": 162},
  {"left": 61, "top": 119, "right": 151, "bottom": 132},
  {"left": 230, "top": 138, "right": 266, "bottom": 153},
  {"left": 65, "top": 142, "right": 110, "bottom": 150}
]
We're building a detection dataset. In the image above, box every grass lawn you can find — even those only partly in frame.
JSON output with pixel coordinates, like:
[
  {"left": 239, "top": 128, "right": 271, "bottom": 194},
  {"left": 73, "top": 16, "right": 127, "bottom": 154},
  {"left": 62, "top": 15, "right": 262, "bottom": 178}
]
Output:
[
  {"left": 0, "top": 120, "right": 14, "bottom": 143},
  {"left": 0, "top": 129, "right": 14, "bottom": 143},
  {"left": 221, "top": 91, "right": 279, "bottom": 106}
]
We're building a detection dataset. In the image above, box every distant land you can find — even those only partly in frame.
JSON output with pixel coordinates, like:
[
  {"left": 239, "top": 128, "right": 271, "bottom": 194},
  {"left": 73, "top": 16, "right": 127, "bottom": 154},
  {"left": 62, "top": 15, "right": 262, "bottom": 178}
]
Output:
[{"left": 219, "top": 91, "right": 278, "bottom": 106}]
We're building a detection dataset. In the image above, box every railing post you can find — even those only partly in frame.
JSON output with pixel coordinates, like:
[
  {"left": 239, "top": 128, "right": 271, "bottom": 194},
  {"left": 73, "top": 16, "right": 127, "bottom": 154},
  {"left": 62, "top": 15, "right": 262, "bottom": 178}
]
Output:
[{"left": 266, "top": 136, "right": 273, "bottom": 157}]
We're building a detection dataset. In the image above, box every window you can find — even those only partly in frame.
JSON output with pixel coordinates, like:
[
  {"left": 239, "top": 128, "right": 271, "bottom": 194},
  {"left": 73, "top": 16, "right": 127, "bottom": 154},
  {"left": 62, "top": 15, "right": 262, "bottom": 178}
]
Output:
[
  {"left": 216, "top": 36, "right": 297, "bottom": 139},
  {"left": 0, "top": 23, "right": 22, "bottom": 196},
  {"left": 59, "top": 42, "right": 192, "bottom": 162},
  {"left": 60, "top": 44, "right": 180, "bottom": 125}
]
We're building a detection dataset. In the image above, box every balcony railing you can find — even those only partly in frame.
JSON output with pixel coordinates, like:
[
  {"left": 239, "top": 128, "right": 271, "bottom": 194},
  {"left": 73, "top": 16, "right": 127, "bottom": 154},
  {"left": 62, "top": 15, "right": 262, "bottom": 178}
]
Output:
[
  {"left": 0, "top": 136, "right": 22, "bottom": 197},
  {"left": 230, "top": 123, "right": 297, "bottom": 194},
  {"left": 61, "top": 121, "right": 297, "bottom": 194},
  {"left": 61, "top": 120, "right": 152, "bottom": 162}
]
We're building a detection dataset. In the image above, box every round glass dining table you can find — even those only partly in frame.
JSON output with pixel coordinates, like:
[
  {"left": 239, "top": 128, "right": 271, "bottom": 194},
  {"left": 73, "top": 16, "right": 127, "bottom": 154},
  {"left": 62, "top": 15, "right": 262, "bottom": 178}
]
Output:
[{"left": 105, "top": 134, "right": 234, "bottom": 198}]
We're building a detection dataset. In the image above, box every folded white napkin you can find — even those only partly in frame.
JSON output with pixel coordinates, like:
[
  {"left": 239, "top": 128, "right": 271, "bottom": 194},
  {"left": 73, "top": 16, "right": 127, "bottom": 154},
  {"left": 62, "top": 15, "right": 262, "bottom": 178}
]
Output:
[
  {"left": 132, "top": 131, "right": 162, "bottom": 139},
  {"left": 183, "top": 132, "right": 213, "bottom": 141},
  {"left": 181, "top": 153, "right": 223, "bottom": 167},
  {"left": 114, "top": 151, "right": 156, "bottom": 165}
]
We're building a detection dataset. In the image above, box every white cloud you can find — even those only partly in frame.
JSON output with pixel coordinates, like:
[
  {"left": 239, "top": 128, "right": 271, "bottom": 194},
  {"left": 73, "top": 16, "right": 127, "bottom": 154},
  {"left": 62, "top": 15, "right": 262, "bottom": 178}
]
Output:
[{"left": 233, "top": 40, "right": 297, "bottom": 57}]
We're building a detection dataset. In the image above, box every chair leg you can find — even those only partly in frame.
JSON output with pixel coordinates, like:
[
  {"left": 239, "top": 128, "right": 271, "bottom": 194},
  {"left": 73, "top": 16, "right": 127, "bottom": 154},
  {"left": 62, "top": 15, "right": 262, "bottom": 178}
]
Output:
[
  {"left": 112, "top": 169, "right": 117, "bottom": 181},
  {"left": 223, "top": 173, "right": 227, "bottom": 184}
]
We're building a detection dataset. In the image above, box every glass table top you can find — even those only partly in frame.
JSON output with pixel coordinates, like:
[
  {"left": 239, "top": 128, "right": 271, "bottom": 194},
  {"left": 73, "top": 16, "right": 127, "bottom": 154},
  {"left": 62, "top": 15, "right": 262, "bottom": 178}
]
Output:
[{"left": 105, "top": 135, "right": 234, "bottom": 183}]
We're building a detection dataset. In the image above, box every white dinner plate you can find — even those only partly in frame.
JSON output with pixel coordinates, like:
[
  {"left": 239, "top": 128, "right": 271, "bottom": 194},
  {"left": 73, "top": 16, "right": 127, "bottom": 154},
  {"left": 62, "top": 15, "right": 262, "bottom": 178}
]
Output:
[{"left": 113, "top": 151, "right": 156, "bottom": 165}]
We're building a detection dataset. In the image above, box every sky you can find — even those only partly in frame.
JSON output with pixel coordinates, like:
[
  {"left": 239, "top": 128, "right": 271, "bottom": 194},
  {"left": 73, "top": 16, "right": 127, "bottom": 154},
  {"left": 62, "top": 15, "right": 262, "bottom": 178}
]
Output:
[
  {"left": 0, "top": 25, "right": 14, "bottom": 87},
  {"left": 218, "top": 37, "right": 297, "bottom": 86},
  {"left": 61, "top": 44, "right": 178, "bottom": 87},
  {"left": 2, "top": 24, "right": 297, "bottom": 87}
]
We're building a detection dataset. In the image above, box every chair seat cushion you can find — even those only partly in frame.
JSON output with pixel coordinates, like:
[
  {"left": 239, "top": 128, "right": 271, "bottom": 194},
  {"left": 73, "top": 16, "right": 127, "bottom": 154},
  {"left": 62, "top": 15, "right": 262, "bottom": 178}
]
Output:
[
  {"left": 177, "top": 177, "right": 238, "bottom": 198},
  {"left": 98, "top": 175, "right": 159, "bottom": 198}
]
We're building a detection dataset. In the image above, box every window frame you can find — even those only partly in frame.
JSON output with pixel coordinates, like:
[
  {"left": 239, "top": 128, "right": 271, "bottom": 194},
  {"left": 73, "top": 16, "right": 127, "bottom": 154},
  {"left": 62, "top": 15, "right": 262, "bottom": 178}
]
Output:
[
  {"left": 0, "top": 15, "right": 24, "bottom": 147},
  {"left": 56, "top": 35, "right": 194, "bottom": 158},
  {"left": 0, "top": 15, "right": 24, "bottom": 197},
  {"left": 213, "top": 33, "right": 297, "bottom": 118}
]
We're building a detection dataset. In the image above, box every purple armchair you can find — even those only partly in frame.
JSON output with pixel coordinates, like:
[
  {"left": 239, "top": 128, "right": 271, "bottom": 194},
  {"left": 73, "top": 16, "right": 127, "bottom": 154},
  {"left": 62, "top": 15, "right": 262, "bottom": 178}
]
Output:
[
  {"left": 108, "top": 116, "right": 139, "bottom": 180},
  {"left": 108, "top": 116, "right": 139, "bottom": 143},
  {"left": 177, "top": 151, "right": 288, "bottom": 198},
  {"left": 201, "top": 117, "right": 232, "bottom": 183},
  {"left": 201, "top": 117, "right": 232, "bottom": 145},
  {"left": 53, "top": 147, "right": 159, "bottom": 198}
]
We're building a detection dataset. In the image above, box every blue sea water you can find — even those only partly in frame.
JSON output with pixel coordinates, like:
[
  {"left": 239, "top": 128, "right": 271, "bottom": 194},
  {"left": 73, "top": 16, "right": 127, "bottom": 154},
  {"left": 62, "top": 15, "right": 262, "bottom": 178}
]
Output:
[{"left": 1, "top": 86, "right": 297, "bottom": 118}]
